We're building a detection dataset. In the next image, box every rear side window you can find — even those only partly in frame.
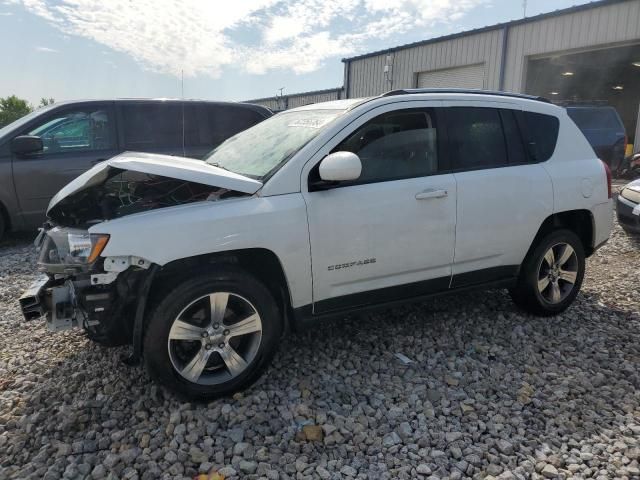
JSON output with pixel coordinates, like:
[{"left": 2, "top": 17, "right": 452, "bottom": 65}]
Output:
[
  {"left": 208, "top": 106, "right": 266, "bottom": 146},
  {"left": 122, "top": 103, "right": 182, "bottom": 149},
  {"left": 518, "top": 111, "right": 559, "bottom": 162},
  {"left": 446, "top": 107, "right": 507, "bottom": 170},
  {"left": 567, "top": 108, "right": 622, "bottom": 130},
  {"left": 184, "top": 104, "right": 213, "bottom": 147},
  {"left": 331, "top": 108, "right": 439, "bottom": 184}
]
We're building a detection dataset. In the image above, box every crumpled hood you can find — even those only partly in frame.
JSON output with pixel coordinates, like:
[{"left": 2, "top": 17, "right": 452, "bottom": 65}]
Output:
[{"left": 47, "top": 151, "right": 262, "bottom": 213}]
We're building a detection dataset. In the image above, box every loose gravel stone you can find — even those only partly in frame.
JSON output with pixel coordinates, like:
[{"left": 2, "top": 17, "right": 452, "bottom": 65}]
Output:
[{"left": 1, "top": 212, "right": 639, "bottom": 479}]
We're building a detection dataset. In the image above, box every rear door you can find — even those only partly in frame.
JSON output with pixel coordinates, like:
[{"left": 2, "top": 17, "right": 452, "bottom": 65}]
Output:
[
  {"left": 11, "top": 102, "right": 117, "bottom": 228},
  {"left": 444, "top": 103, "right": 553, "bottom": 287}
]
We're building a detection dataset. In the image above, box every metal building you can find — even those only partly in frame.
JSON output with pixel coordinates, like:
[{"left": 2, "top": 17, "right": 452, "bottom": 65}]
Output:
[
  {"left": 245, "top": 87, "right": 343, "bottom": 112},
  {"left": 247, "top": 0, "right": 640, "bottom": 151},
  {"left": 342, "top": 0, "right": 640, "bottom": 149}
]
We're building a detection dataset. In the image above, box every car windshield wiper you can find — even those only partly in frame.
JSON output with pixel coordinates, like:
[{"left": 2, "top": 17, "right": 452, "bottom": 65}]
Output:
[{"left": 208, "top": 162, "right": 232, "bottom": 172}]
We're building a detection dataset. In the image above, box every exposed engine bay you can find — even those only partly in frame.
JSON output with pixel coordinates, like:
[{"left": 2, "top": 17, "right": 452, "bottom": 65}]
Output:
[
  {"left": 48, "top": 168, "right": 242, "bottom": 227},
  {"left": 31, "top": 167, "right": 243, "bottom": 342}
]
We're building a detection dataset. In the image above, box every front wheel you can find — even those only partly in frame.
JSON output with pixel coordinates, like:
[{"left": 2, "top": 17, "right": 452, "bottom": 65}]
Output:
[
  {"left": 143, "top": 267, "right": 282, "bottom": 400},
  {"left": 510, "top": 229, "right": 585, "bottom": 316}
]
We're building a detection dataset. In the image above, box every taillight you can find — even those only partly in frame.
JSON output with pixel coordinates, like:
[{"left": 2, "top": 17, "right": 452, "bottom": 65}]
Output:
[{"left": 601, "top": 159, "right": 612, "bottom": 199}]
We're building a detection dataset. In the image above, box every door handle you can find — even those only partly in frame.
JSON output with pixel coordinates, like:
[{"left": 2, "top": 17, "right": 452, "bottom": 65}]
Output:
[{"left": 415, "top": 189, "right": 448, "bottom": 200}]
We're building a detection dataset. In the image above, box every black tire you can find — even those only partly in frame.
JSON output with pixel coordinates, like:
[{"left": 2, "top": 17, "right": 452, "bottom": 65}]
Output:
[
  {"left": 83, "top": 307, "right": 133, "bottom": 347},
  {"left": 510, "top": 229, "right": 585, "bottom": 316},
  {"left": 143, "top": 266, "right": 282, "bottom": 400}
]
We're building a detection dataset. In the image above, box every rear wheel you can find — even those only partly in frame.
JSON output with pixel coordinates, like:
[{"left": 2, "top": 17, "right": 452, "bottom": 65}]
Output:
[
  {"left": 510, "top": 229, "right": 585, "bottom": 316},
  {"left": 143, "top": 267, "right": 282, "bottom": 400},
  {"left": 0, "top": 214, "right": 5, "bottom": 243}
]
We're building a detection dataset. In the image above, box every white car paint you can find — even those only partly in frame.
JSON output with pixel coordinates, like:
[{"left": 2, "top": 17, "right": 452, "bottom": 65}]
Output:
[
  {"left": 56, "top": 91, "right": 609, "bottom": 311},
  {"left": 439, "top": 100, "right": 554, "bottom": 277},
  {"left": 48, "top": 151, "right": 263, "bottom": 211},
  {"left": 318, "top": 152, "right": 362, "bottom": 181},
  {"left": 91, "top": 194, "right": 313, "bottom": 308},
  {"left": 298, "top": 99, "right": 456, "bottom": 310}
]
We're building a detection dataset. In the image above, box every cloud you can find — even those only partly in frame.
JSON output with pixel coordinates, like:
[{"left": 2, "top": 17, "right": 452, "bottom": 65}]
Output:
[
  {"left": 35, "top": 45, "right": 58, "bottom": 52},
  {"left": 13, "top": 0, "right": 484, "bottom": 77}
]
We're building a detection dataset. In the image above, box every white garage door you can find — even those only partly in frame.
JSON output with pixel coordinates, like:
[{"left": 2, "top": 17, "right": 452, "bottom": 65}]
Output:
[{"left": 417, "top": 64, "right": 486, "bottom": 89}]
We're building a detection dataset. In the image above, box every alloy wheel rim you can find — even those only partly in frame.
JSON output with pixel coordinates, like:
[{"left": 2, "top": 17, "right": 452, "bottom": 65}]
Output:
[
  {"left": 537, "top": 242, "right": 579, "bottom": 304},
  {"left": 167, "top": 292, "right": 263, "bottom": 385}
]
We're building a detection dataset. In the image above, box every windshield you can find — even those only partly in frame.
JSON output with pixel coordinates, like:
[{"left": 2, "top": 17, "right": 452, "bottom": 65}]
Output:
[
  {"left": 0, "top": 103, "right": 57, "bottom": 139},
  {"left": 204, "top": 109, "right": 343, "bottom": 179}
]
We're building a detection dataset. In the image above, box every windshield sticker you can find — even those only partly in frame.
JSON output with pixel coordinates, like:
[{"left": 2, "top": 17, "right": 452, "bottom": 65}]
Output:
[{"left": 287, "top": 117, "right": 334, "bottom": 129}]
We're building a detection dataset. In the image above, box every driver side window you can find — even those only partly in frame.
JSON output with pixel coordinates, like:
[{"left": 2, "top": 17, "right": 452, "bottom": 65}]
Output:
[
  {"left": 332, "top": 108, "right": 439, "bottom": 185},
  {"left": 27, "top": 107, "right": 115, "bottom": 155}
]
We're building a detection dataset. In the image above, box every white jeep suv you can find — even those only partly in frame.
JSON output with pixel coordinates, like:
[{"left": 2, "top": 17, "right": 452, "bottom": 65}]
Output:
[{"left": 21, "top": 89, "right": 613, "bottom": 399}]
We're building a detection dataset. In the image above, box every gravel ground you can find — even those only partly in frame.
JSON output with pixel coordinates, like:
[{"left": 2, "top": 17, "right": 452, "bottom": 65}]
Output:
[{"left": 1, "top": 214, "right": 639, "bottom": 480}]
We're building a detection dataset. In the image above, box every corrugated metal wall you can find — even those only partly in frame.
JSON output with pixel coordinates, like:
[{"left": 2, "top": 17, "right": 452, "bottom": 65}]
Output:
[
  {"left": 248, "top": 97, "right": 282, "bottom": 110},
  {"left": 246, "top": 88, "right": 343, "bottom": 110},
  {"left": 346, "top": 29, "right": 504, "bottom": 98},
  {"left": 503, "top": 0, "right": 640, "bottom": 92},
  {"left": 287, "top": 89, "right": 343, "bottom": 108},
  {"left": 345, "top": 0, "right": 640, "bottom": 97},
  {"left": 416, "top": 63, "right": 486, "bottom": 89}
]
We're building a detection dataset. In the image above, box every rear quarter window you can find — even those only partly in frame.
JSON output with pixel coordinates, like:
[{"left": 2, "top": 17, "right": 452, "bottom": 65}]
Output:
[{"left": 517, "top": 111, "right": 560, "bottom": 162}]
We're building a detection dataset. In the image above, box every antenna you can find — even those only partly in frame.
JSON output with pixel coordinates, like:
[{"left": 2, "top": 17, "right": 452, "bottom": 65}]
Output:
[
  {"left": 277, "top": 87, "right": 285, "bottom": 110},
  {"left": 522, "top": 0, "right": 527, "bottom": 17},
  {"left": 181, "top": 69, "right": 185, "bottom": 157}
]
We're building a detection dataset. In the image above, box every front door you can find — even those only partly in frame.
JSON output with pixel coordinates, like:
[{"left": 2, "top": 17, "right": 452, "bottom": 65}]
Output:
[
  {"left": 12, "top": 103, "right": 118, "bottom": 228},
  {"left": 302, "top": 103, "right": 457, "bottom": 314}
]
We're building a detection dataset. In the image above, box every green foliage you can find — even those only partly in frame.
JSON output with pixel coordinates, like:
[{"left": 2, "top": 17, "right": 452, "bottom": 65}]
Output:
[
  {"left": 0, "top": 95, "right": 33, "bottom": 128},
  {"left": 39, "top": 97, "right": 55, "bottom": 108}
]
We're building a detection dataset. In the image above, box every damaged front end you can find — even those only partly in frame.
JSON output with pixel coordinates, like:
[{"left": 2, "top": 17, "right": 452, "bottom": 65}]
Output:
[
  {"left": 20, "top": 227, "right": 153, "bottom": 342},
  {"left": 47, "top": 169, "right": 241, "bottom": 228},
  {"left": 19, "top": 152, "right": 261, "bottom": 346}
]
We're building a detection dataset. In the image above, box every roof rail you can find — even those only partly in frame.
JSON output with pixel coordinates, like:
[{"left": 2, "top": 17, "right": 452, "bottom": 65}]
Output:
[{"left": 381, "top": 88, "right": 551, "bottom": 103}]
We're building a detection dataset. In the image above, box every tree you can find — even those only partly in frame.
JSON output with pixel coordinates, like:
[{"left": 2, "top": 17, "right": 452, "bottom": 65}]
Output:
[
  {"left": 0, "top": 95, "right": 33, "bottom": 128},
  {"left": 39, "top": 97, "right": 55, "bottom": 108}
]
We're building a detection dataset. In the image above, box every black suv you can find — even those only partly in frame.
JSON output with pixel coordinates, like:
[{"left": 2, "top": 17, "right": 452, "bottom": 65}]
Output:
[
  {"left": 0, "top": 99, "right": 271, "bottom": 239},
  {"left": 565, "top": 105, "right": 627, "bottom": 172}
]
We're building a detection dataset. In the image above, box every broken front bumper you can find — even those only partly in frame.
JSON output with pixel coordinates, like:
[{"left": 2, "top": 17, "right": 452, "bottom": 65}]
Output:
[
  {"left": 19, "top": 275, "right": 98, "bottom": 332},
  {"left": 19, "top": 275, "right": 51, "bottom": 321}
]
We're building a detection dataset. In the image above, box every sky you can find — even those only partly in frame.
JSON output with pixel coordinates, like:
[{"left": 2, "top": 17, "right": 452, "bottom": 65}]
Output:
[{"left": 0, "top": 0, "right": 593, "bottom": 105}]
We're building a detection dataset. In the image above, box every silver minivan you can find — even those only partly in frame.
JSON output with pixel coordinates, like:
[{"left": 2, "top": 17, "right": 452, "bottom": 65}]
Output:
[{"left": 0, "top": 99, "right": 271, "bottom": 240}]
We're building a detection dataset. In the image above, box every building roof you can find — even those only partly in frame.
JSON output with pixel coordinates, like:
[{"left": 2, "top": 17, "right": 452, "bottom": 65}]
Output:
[{"left": 342, "top": 0, "right": 632, "bottom": 62}]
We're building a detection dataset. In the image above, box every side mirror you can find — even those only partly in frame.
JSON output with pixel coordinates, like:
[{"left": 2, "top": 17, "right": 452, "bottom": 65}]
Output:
[
  {"left": 11, "top": 136, "right": 43, "bottom": 156},
  {"left": 319, "top": 151, "right": 362, "bottom": 182}
]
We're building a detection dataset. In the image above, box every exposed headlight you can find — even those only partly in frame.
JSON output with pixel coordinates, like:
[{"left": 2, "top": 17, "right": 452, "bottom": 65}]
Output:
[{"left": 38, "top": 228, "right": 110, "bottom": 267}]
